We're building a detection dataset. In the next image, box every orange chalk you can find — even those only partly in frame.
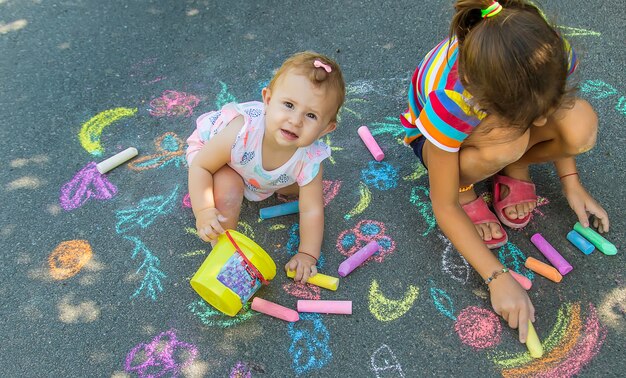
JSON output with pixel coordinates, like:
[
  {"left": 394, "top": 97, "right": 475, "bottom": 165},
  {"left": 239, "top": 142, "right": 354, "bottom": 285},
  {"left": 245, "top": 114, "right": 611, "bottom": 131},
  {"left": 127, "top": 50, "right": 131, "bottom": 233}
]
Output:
[{"left": 524, "top": 257, "right": 562, "bottom": 283}]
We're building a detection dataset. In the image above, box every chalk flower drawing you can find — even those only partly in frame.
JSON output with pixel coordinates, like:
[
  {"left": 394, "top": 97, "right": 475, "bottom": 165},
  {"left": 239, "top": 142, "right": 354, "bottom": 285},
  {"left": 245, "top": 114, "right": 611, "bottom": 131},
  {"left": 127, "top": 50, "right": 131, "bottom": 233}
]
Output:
[
  {"left": 59, "top": 162, "right": 117, "bottom": 211},
  {"left": 149, "top": 90, "right": 200, "bottom": 118},
  {"left": 125, "top": 236, "right": 166, "bottom": 301},
  {"left": 337, "top": 220, "right": 395, "bottom": 263},
  {"left": 125, "top": 329, "right": 198, "bottom": 377},
  {"left": 288, "top": 313, "right": 332, "bottom": 375},
  {"left": 128, "top": 132, "right": 186, "bottom": 171},
  {"left": 115, "top": 185, "right": 179, "bottom": 234},
  {"left": 361, "top": 161, "right": 399, "bottom": 191}
]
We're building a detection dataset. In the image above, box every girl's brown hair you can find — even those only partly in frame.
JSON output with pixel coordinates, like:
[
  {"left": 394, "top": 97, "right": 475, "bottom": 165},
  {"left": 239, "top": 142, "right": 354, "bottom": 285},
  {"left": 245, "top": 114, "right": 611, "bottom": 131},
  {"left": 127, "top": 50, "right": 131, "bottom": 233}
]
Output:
[
  {"left": 451, "top": 0, "right": 575, "bottom": 129},
  {"left": 268, "top": 51, "right": 346, "bottom": 121}
]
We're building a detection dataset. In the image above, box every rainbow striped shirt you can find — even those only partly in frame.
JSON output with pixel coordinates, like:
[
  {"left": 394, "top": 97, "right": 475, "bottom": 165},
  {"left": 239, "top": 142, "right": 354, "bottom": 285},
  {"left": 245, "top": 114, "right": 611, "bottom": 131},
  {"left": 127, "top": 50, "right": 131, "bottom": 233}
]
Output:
[{"left": 400, "top": 37, "right": 578, "bottom": 152}]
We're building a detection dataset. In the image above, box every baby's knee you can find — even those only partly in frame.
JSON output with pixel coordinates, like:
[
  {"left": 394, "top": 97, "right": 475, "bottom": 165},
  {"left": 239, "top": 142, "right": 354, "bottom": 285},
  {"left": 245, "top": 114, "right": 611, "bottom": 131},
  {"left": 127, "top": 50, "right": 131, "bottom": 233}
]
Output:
[{"left": 561, "top": 100, "right": 598, "bottom": 155}]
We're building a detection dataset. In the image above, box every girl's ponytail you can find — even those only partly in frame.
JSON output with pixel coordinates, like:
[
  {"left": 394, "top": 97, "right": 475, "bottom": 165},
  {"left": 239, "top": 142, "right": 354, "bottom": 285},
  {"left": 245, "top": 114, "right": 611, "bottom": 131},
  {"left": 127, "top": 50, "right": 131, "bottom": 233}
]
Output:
[{"left": 451, "top": 0, "right": 492, "bottom": 42}]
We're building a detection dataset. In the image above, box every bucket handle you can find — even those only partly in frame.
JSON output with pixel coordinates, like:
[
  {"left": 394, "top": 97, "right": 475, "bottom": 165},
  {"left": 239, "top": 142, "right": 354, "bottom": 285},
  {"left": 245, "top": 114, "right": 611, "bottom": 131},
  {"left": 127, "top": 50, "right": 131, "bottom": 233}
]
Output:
[{"left": 225, "top": 230, "right": 270, "bottom": 286}]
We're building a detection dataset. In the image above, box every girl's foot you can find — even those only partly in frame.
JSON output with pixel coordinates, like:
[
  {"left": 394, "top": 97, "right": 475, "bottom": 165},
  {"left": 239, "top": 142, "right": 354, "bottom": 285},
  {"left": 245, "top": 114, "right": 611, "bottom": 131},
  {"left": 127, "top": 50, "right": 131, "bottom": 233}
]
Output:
[
  {"left": 459, "top": 188, "right": 506, "bottom": 245},
  {"left": 497, "top": 167, "right": 537, "bottom": 223}
]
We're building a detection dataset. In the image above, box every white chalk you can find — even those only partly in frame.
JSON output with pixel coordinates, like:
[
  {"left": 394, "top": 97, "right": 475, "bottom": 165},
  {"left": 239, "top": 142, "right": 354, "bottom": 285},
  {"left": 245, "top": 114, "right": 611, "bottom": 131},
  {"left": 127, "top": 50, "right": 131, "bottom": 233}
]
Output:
[{"left": 96, "top": 147, "right": 138, "bottom": 174}]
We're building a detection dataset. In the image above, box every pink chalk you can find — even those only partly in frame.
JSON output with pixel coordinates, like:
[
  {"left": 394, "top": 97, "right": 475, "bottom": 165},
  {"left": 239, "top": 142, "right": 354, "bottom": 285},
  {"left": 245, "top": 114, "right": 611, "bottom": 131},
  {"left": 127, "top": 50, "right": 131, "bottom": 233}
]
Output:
[
  {"left": 530, "top": 233, "right": 573, "bottom": 275},
  {"left": 357, "top": 126, "right": 384, "bottom": 161},
  {"left": 251, "top": 297, "right": 299, "bottom": 322},
  {"left": 509, "top": 270, "right": 532, "bottom": 290},
  {"left": 297, "top": 300, "right": 352, "bottom": 315},
  {"left": 338, "top": 240, "right": 380, "bottom": 277}
]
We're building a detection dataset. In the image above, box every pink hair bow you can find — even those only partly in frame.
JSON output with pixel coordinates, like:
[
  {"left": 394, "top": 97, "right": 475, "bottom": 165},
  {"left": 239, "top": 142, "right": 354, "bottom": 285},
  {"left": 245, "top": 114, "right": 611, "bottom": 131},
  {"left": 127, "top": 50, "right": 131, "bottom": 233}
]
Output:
[{"left": 313, "top": 59, "right": 332, "bottom": 73}]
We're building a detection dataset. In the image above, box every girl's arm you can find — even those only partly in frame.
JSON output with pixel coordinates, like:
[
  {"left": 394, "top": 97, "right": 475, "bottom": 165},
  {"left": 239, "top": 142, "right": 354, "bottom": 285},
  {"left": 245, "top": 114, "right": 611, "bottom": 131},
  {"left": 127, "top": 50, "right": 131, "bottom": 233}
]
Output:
[
  {"left": 426, "top": 144, "right": 534, "bottom": 343},
  {"left": 188, "top": 116, "right": 244, "bottom": 242},
  {"left": 554, "top": 157, "right": 609, "bottom": 232},
  {"left": 284, "top": 166, "right": 325, "bottom": 282}
]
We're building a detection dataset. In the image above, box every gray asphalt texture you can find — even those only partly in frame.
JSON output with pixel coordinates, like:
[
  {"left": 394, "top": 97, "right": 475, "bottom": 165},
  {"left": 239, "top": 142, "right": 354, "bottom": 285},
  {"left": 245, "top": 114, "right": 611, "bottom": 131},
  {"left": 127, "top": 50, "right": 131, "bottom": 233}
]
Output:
[{"left": 1, "top": 1, "right": 624, "bottom": 377}]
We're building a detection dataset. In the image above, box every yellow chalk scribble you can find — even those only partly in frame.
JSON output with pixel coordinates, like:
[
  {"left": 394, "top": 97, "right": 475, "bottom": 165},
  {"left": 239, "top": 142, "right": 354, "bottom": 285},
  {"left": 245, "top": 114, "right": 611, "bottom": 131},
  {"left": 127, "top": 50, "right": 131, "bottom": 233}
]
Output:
[
  {"left": 403, "top": 162, "right": 427, "bottom": 181},
  {"left": 345, "top": 182, "right": 371, "bottom": 220},
  {"left": 368, "top": 279, "right": 419, "bottom": 322},
  {"left": 78, "top": 107, "right": 137, "bottom": 156},
  {"left": 270, "top": 224, "right": 286, "bottom": 231}
]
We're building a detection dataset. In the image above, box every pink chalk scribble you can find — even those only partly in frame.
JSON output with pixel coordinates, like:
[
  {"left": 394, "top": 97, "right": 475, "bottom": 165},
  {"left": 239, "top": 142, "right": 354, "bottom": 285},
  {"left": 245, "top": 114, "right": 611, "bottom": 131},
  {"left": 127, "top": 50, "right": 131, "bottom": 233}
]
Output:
[
  {"left": 322, "top": 180, "right": 342, "bottom": 207},
  {"left": 59, "top": 162, "right": 118, "bottom": 211},
  {"left": 337, "top": 220, "right": 396, "bottom": 263},
  {"left": 125, "top": 329, "right": 198, "bottom": 378},
  {"left": 282, "top": 282, "right": 321, "bottom": 300},
  {"left": 149, "top": 90, "right": 200, "bottom": 118},
  {"left": 182, "top": 193, "right": 192, "bottom": 208},
  {"left": 454, "top": 306, "right": 502, "bottom": 350}
]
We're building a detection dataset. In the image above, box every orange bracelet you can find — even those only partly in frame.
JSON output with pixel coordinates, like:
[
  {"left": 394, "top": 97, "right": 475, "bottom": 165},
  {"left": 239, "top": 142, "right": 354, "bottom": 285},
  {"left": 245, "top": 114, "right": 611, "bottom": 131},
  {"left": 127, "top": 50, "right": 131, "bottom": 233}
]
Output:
[
  {"left": 459, "top": 183, "right": 474, "bottom": 193},
  {"left": 559, "top": 172, "right": 579, "bottom": 180}
]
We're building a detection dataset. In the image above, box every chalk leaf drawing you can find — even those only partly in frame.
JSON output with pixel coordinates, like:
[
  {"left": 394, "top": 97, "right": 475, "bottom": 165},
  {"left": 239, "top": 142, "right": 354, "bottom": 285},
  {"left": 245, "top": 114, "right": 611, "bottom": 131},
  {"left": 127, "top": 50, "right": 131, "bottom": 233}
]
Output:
[
  {"left": 368, "top": 280, "right": 419, "bottom": 322},
  {"left": 454, "top": 306, "right": 502, "bottom": 350},
  {"left": 409, "top": 185, "right": 436, "bottom": 236},
  {"left": 59, "top": 162, "right": 118, "bottom": 211},
  {"left": 438, "top": 233, "right": 471, "bottom": 284},
  {"left": 149, "top": 90, "right": 200, "bottom": 118},
  {"left": 403, "top": 161, "right": 427, "bottom": 181},
  {"left": 115, "top": 185, "right": 179, "bottom": 234},
  {"left": 78, "top": 107, "right": 137, "bottom": 156},
  {"left": 128, "top": 132, "right": 186, "bottom": 171},
  {"left": 188, "top": 300, "right": 254, "bottom": 328},
  {"left": 344, "top": 181, "right": 371, "bottom": 220},
  {"left": 125, "top": 329, "right": 198, "bottom": 377},
  {"left": 48, "top": 240, "right": 93, "bottom": 280},
  {"left": 320, "top": 135, "right": 343, "bottom": 165},
  {"left": 125, "top": 236, "right": 166, "bottom": 301},
  {"left": 580, "top": 80, "right": 618, "bottom": 99},
  {"left": 288, "top": 313, "right": 332, "bottom": 375},
  {"left": 616, "top": 96, "right": 626, "bottom": 116},
  {"left": 370, "top": 344, "right": 405, "bottom": 378},
  {"left": 429, "top": 286, "right": 457, "bottom": 321}
]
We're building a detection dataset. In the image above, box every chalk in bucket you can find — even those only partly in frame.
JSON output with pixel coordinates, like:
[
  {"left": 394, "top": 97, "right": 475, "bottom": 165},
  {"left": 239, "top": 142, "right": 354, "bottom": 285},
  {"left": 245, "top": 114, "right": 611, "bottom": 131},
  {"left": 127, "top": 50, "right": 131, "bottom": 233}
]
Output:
[{"left": 190, "top": 230, "right": 276, "bottom": 316}]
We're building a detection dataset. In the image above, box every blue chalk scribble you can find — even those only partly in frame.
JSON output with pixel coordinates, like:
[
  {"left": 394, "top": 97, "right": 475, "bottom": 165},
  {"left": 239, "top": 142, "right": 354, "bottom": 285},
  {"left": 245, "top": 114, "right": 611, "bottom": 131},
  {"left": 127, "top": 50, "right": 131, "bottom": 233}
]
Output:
[
  {"left": 125, "top": 236, "right": 166, "bottom": 301},
  {"left": 288, "top": 313, "right": 332, "bottom": 375},
  {"left": 285, "top": 223, "right": 325, "bottom": 268},
  {"left": 361, "top": 161, "right": 398, "bottom": 191},
  {"left": 429, "top": 286, "right": 457, "bottom": 321},
  {"left": 115, "top": 186, "right": 179, "bottom": 234},
  {"left": 498, "top": 242, "right": 535, "bottom": 281},
  {"left": 409, "top": 186, "right": 436, "bottom": 236}
]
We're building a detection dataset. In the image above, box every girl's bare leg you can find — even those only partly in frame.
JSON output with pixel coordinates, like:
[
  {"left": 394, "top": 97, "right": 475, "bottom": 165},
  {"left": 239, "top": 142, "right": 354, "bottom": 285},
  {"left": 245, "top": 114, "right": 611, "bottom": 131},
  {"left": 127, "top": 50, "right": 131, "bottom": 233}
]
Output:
[{"left": 212, "top": 165, "right": 245, "bottom": 237}]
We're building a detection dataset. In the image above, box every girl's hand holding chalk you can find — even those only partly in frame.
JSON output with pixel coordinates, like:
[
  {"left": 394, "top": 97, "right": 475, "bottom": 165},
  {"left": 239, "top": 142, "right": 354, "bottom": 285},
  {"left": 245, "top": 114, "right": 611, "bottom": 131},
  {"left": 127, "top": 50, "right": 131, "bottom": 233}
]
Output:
[
  {"left": 357, "top": 126, "right": 384, "bottom": 161},
  {"left": 286, "top": 269, "right": 339, "bottom": 291},
  {"left": 525, "top": 321, "right": 543, "bottom": 358}
]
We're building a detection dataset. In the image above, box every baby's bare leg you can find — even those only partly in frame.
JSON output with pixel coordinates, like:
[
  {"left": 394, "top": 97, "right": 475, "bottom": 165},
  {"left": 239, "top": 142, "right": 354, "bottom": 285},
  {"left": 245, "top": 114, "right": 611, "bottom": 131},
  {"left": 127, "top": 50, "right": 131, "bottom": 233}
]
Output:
[{"left": 212, "top": 165, "right": 245, "bottom": 232}]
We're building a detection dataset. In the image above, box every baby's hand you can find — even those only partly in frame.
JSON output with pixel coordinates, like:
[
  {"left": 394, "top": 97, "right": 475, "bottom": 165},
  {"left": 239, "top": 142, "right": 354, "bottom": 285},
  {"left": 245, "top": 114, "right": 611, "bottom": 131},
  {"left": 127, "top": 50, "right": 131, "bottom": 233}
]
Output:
[
  {"left": 195, "top": 207, "right": 227, "bottom": 243},
  {"left": 285, "top": 252, "right": 318, "bottom": 283},
  {"left": 489, "top": 273, "right": 535, "bottom": 343}
]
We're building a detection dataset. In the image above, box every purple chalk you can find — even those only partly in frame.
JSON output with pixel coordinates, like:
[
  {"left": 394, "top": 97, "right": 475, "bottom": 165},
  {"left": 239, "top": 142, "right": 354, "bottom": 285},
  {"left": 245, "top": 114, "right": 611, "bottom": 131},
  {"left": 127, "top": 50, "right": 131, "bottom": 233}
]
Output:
[
  {"left": 530, "top": 233, "right": 573, "bottom": 276},
  {"left": 338, "top": 241, "right": 380, "bottom": 277}
]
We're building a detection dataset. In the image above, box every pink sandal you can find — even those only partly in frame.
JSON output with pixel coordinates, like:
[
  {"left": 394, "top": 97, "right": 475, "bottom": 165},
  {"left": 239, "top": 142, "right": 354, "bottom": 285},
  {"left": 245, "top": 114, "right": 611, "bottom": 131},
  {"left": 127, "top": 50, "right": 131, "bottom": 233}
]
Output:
[
  {"left": 461, "top": 196, "right": 508, "bottom": 249},
  {"left": 492, "top": 174, "right": 537, "bottom": 229}
]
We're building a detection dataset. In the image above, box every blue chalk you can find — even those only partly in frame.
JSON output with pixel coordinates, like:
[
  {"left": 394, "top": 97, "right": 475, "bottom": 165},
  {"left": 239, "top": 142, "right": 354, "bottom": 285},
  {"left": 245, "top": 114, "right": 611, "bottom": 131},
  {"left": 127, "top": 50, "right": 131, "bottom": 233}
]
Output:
[
  {"left": 567, "top": 230, "right": 595, "bottom": 255},
  {"left": 259, "top": 201, "right": 299, "bottom": 219}
]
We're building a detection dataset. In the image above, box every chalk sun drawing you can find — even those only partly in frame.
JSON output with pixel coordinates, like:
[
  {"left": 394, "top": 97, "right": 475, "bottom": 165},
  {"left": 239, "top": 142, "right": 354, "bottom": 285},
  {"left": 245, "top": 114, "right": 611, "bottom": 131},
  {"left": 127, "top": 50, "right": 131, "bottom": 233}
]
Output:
[
  {"left": 361, "top": 161, "right": 399, "bottom": 191},
  {"left": 125, "top": 236, "right": 166, "bottom": 301},
  {"left": 409, "top": 186, "right": 436, "bottom": 236},
  {"left": 321, "top": 135, "right": 343, "bottom": 165},
  {"left": 48, "top": 240, "right": 93, "bottom": 280},
  {"left": 125, "top": 329, "right": 198, "bottom": 377},
  {"left": 128, "top": 132, "right": 186, "bottom": 171},
  {"left": 337, "top": 220, "right": 396, "bottom": 263},
  {"left": 59, "top": 162, "right": 118, "bottom": 211},
  {"left": 149, "top": 90, "right": 200, "bottom": 118},
  {"left": 344, "top": 182, "right": 371, "bottom": 220},
  {"left": 288, "top": 313, "right": 332, "bottom": 375},
  {"left": 78, "top": 107, "right": 137, "bottom": 156},
  {"left": 188, "top": 300, "right": 254, "bottom": 327},
  {"left": 490, "top": 302, "right": 607, "bottom": 377},
  {"left": 368, "top": 280, "right": 419, "bottom": 322},
  {"left": 438, "top": 233, "right": 471, "bottom": 284},
  {"left": 115, "top": 185, "right": 179, "bottom": 234},
  {"left": 370, "top": 344, "right": 405, "bottom": 378}
]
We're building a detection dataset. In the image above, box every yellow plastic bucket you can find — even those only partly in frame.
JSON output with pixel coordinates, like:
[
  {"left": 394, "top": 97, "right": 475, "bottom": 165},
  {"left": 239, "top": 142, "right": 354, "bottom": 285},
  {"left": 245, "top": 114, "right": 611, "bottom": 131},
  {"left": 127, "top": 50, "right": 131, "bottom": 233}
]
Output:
[{"left": 190, "top": 230, "right": 276, "bottom": 316}]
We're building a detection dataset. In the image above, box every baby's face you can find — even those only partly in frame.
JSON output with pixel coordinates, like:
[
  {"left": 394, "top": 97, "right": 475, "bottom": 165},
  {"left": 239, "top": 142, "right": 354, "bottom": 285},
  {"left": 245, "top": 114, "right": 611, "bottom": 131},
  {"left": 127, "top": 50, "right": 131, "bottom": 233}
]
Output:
[{"left": 262, "top": 71, "right": 337, "bottom": 148}]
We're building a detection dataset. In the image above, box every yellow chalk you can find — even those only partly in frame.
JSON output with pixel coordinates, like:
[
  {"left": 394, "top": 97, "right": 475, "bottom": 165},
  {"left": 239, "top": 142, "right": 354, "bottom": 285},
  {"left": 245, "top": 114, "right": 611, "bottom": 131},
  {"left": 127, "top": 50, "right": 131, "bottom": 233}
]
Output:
[
  {"left": 525, "top": 320, "right": 543, "bottom": 358},
  {"left": 286, "top": 269, "right": 339, "bottom": 291}
]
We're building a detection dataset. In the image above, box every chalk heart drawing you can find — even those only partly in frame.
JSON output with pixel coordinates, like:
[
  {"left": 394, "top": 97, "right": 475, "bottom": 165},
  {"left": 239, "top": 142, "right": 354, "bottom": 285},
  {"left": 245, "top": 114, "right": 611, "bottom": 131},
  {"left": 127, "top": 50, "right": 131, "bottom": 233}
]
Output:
[
  {"left": 149, "top": 90, "right": 200, "bottom": 118},
  {"left": 454, "top": 306, "right": 502, "bottom": 350},
  {"left": 288, "top": 313, "right": 332, "bottom": 375},
  {"left": 125, "top": 329, "right": 198, "bottom": 377},
  {"left": 59, "top": 162, "right": 118, "bottom": 211},
  {"left": 370, "top": 344, "right": 405, "bottom": 378},
  {"left": 490, "top": 302, "right": 607, "bottom": 378},
  {"left": 337, "top": 220, "right": 396, "bottom": 263},
  {"left": 48, "top": 240, "right": 93, "bottom": 280},
  {"left": 78, "top": 107, "right": 137, "bottom": 156},
  {"left": 188, "top": 300, "right": 255, "bottom": 328},
  {"left": 368, "top": 280, "right": 419, "bottom": 322},
  {"left": 128, "top": 132, "right": 186, "bottom": 171}
]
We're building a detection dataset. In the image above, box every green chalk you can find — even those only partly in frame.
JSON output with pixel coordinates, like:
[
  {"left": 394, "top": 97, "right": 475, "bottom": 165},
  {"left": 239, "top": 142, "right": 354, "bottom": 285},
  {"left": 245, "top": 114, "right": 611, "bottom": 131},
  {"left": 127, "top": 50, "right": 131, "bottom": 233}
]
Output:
[{"left": 573, "top": 222, "right": 617, "bottom": 256}]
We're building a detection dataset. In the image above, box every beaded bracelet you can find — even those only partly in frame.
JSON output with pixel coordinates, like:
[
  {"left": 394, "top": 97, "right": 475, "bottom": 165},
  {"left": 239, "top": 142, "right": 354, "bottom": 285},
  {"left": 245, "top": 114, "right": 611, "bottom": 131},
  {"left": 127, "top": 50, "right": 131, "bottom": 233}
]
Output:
[
  {"left": 459, "top": 183, "right": 474, "bottom": 193},
  {"left": 484, "top": 267, "right": 509, "bottom": 286},
  {"left": 297, "top": 251, "right": 319, "bottom": 263}
]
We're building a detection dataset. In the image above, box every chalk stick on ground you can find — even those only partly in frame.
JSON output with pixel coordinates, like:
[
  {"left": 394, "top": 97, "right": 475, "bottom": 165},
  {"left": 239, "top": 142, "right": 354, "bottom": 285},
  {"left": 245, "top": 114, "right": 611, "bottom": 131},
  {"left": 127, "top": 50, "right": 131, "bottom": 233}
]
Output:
[
  {"left": 259, "top": 201, "right": 299, "bottom": 220},
  {"left": 251, "top": 297, "right": 299, "bottom": 322},
  {"left": 96, "top": 147, "right": 138, "bottom": 174},
  {"left": 509, "top": 270, "right": 532, "bottom": 290},
  {"left": 338, "top": 240, "right": 380, "bottom": 277},
  {"left": 286, "top": 270, "right": 339, "bottom": 291},
  {"left": 566, "top": 230, "right": 595, "bottom": 255},
  {"left": 524, "top": 257, "right": 562, "bottom": 283},
  {"left": 573, "top": 222, "right": 617, "bottom": 255},
  {"left": 297, "top": 300, "right": 352, "bottom": 315},
  {"left": 357, "top": 126, "right": 384, "bottom": 161},
  {"left": 525, "top": 321, "right": 544, "bottom": 358},
  {"left": 530, "top": 233, "right": 573, "bottom": 275}
]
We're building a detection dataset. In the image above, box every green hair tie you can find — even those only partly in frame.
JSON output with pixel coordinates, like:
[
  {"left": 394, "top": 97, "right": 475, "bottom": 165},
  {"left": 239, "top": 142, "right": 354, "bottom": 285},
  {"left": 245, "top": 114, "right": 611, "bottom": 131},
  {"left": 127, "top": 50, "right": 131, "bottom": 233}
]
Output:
[{"left": 481, "top": 1, "right": 503, "bottom": 18}]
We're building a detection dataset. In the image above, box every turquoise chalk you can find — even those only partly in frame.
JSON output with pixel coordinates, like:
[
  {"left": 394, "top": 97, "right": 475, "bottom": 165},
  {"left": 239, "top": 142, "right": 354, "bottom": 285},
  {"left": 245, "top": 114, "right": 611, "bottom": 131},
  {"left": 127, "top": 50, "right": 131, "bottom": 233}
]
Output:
[
  {"left": 567, "top": 230, "right": 595, "bottom": 255},
  {"left": 259, "top": 201, "right": 299, "bottom": 220},
  {"left": 573, "top": 222, "right": 617, "bottom": 256}
]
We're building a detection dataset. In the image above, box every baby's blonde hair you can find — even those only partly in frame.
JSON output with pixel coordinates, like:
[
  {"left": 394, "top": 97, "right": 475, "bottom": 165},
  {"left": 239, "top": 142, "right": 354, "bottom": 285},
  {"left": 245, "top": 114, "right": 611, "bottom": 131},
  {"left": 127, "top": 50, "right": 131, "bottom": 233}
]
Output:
[{"left": 268, "top": 51, "right": 345, "bottom": 121}]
